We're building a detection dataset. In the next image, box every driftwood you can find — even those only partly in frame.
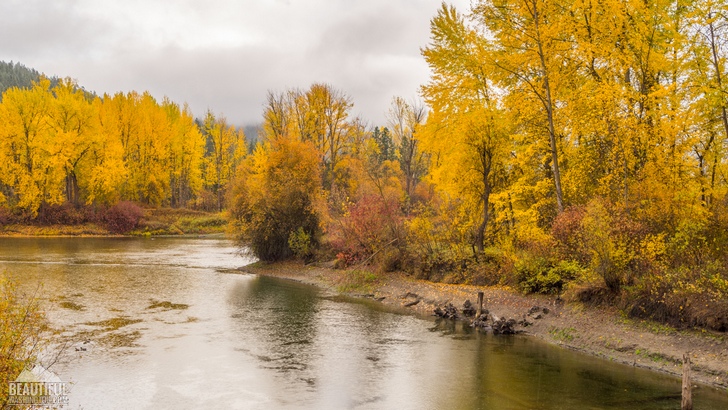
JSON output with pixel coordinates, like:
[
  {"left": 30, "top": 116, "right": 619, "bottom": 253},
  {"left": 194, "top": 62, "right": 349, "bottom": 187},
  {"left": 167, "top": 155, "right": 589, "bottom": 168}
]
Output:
[
  {"left": 434, "top": 303, "right": 459, "bottom": 320},
  {"left": 462, "top": 300, "right": 476, "bottom": 317},
  {"left": 434, "top": 292, "right": 529, "bottom": 335},
  {"left": 492, "top": 317, "right": 518, "bottom": 335}
]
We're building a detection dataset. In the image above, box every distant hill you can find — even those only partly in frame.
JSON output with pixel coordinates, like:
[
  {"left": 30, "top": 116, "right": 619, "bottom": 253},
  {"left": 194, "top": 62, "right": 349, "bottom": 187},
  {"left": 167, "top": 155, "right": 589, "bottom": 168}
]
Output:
[
  {"left": 0, "top": 61, "right": 61, "bottom": 99},
  {"left": 0, "top": 61, "right": 256, "bottom": 133}
]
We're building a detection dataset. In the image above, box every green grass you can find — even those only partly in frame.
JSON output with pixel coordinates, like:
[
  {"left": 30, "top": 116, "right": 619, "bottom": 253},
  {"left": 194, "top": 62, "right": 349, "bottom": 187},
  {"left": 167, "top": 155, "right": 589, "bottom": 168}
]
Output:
[
  {"left": 549, "top": 326, "right": 577, "bottom": 343},
  {"left": 337, "top": 269, "right": 380, "bottom": 294},
  {"left": 634, "top": 348, "right": 680, "bottom": 365},
  {"left": 0, "top": 208, "right": 229, "bottom": 236},
  {"left": 59, "top": 301, "right": 85, "bottom": 311},
  {"left": 133, "top": 209, "right": 228, "bottom": 236},
  {"left": 617, "top": 314, "right": 677, "bottom": 336}
]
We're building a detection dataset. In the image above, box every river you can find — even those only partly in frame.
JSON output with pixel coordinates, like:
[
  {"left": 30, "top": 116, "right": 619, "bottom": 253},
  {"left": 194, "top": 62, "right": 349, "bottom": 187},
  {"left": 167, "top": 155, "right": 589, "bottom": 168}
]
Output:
[{"left": 1, "top": 237, "right": 727, "bottom": 409}]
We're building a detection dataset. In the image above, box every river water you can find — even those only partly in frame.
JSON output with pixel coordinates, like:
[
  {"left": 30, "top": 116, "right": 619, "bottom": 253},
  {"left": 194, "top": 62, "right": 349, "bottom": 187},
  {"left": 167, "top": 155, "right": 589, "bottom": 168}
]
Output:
[{"left": 1, "top": 237, "right": 727, "bottom": 409}]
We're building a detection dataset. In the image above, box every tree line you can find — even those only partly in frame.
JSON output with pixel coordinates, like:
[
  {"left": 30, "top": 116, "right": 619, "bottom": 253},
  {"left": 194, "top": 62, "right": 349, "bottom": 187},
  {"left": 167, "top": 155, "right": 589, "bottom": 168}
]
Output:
[
  {"left": 232, "top": 0, "right": 728, "bottom": 331},
  {"left": 0, "top": 76, "right": 246, "bottom": 218}
]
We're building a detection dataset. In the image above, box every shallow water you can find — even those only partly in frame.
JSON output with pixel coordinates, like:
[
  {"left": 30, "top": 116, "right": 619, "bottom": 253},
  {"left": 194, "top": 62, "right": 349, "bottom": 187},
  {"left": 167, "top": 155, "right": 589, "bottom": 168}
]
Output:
[{"left": 2, "top": 237, "right": 727, "bottom": 409}]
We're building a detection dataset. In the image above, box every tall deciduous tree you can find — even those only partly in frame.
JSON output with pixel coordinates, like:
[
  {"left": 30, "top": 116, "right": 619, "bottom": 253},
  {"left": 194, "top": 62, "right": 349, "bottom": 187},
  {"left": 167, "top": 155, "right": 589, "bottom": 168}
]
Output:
[
  {"left": 0, "top": 78, "right": 57, "bottom": 215},
  {"left": 473, "top": 0, "right": 571, "bottom": 213},
  {"left": 164, "top": 101, "right": 205, "bottom": 208},
  {"left": 202, "top": 111, "right": 246, "bottom": 211},
  {"left": 688, "top": 0, "right": 728, "bottom": 207},
  {"left": 422, "top": 4, "right": 513, "bottom": 252},
  {"left": 387, "top": 96, "right": 427, "bottom": 208},
  {"left": 47, "top": 78, "right": 98, "bottom": 205}
]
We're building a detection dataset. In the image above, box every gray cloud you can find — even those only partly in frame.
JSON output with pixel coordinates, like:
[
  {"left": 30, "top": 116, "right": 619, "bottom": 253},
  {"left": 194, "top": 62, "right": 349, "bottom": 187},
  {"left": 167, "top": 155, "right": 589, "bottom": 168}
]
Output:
[{"left": 1, "top": 0, "right": 472, "bottom": 126}]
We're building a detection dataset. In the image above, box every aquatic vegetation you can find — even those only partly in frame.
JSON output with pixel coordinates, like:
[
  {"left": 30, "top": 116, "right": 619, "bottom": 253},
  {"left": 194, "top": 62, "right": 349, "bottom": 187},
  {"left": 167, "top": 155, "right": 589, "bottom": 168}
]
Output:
[
  {"left": 84, "top": 317, "right": 142, "bottom": 331},
  {"left": 59, "top": 301, "right": 85, "bottom": 311},
  {"left": 146, "top": 300, "right": 190, "bottom": 310}
]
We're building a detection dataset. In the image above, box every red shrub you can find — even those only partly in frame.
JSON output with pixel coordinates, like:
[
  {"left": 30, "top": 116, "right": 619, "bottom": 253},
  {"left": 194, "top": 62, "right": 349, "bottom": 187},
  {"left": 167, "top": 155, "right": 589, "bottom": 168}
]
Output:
[
  {"left": 330, "top": 194, "right": 403, "bottom": 267},
  {"left": 0, "top": 206, "right": 13, "bottom": 226},
  {"left": 35, "top": 203, "right": 87, "bottom": 225},
  {"left": 551, "top": 205, "right": 587, "bottom": 262},
  {"left": 103, "top": 201, "right": 144, "bottom": 234}
]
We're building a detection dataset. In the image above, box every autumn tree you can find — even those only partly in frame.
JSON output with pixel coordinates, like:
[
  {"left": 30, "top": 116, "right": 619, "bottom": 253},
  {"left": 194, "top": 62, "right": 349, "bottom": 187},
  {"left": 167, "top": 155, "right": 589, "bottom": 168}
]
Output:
[
  {"left": 261, "top": 84, "right": 355, "bottom": 193},
  {"left": 472, "top": 0, "right": 572, "bottom": 214},
  {"left": 0, "top": 71, "right": 241, "bottom": 217},
  {"left": 229, "top": 136, "right": 324, "bottom": 261},
  {"left": 0, "top": 274, "right": 48, "bottom": 408},
  {"left": 262, "top": 90, "right": 291, "bottom": 140},
  {"left": 687, "top": 0, "right": 728, "bottom": 207},
  {"left": 89, "top": 95, "right": 129, "bottom": 205},
  {"left": 164, "top": 101, "right": 205, "bottom": 208},
  {"left": 422, "top": 4, "right": 513, "bottom": 253},
  {"left": 387, "top": 97, "right": 428, "bottom": 209},
  {"left": 47, "top": 78, "right": 99, "bottom": 205},
  {"left": 201, "top": 111, "right": 246, "bottom": 211},
  {"left": 0, "top": 78, "right": 58, "bottom": 215},
  {"left": 99, "top": 91, "right": 170, "bottom": 205}
]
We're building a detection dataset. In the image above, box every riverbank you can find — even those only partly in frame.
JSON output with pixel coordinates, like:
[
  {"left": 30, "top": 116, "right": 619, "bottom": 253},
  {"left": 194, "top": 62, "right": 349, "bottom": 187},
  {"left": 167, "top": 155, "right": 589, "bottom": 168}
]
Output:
[
  {"left": 239, "top": 260, "right": 728, "bottom": 392},
  {"left": 0, "top": 208, "right": 227, "bottom": 237}
]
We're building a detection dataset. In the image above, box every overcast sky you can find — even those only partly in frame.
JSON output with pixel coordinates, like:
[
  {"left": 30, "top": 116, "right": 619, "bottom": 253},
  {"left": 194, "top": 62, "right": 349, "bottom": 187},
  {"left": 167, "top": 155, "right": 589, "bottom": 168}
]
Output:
[{"left": 1, "top": 0, "right": 472, "bottom": 127}]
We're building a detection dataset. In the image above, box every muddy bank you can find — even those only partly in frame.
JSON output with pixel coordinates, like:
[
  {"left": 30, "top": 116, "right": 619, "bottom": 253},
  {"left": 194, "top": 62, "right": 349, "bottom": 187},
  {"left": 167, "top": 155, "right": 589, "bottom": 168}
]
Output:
[{"left": 239, "top": 260, "right": 728, "bottom": 391}]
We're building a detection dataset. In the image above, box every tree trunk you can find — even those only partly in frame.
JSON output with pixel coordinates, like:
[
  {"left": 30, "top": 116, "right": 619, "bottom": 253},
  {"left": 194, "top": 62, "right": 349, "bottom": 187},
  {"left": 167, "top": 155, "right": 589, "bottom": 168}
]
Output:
[
  {"left": 476, "top": 180, "right": 491, "bottom": 254},
  {"left": 65, "top": 171, "right": 79, "bottom": 205},
  {"left": 709, "top": 16, "right": 728, "bottom": 142},
  {"left": 475, "top": 144, "right": 493, "bottom": 253},
  {"left": 533, "top": 3, "right": 564, "bottom": 213}
]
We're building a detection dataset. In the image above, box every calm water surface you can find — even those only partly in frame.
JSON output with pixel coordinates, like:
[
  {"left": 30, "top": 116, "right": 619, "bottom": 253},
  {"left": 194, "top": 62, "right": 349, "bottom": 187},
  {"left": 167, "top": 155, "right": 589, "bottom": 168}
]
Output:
[{"left": 1, "top": 237, "right": 727, "bottom": 409}]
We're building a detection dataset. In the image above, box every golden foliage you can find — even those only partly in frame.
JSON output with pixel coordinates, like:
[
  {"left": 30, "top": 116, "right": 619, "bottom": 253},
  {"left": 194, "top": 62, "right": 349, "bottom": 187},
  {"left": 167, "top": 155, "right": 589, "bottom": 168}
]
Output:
[{"left": 0, "top": 79, "right": 230, "bottom": 215}]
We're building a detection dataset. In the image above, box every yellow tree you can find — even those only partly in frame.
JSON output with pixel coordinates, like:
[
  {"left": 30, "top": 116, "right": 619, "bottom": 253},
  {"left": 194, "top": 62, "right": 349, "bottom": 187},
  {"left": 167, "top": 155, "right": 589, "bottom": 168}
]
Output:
[
  {"left": 422, "top": 4, "right": 514, "bottom": 252},
  {"left": 100, "top": 91, "right": 172, "bottom": 206},
  {"left": 164, "top": 100, "right": 205, "bottom": 208},
  {"left": 472, "top": 0, "right": 573, "bottom": 214},
  {"left": 566, "top": 0, "right": 700, "bottom": 228},
  {"left": 0, "top": 78, "right": 59, "bottom": 215},
  {"left": 305, "top": 83, "right": 353, "bottom": 186},
  {"left": 229, "top": 136, "right": 323, "bottom": 261},
  {"left": 688, "top": 0, "right": 728, "bottom": 207},
  {"left": 202, "top": 111, "right": 246, "bottom": 211},
  {"left": 261, "top": 84, "right": 354, "bottom": 192},
  {"left": 46, "top": 78, "right": 99, "bottom": 205},
  {"left": 87, "top": 95, "right": 127, "bottom": 205},
  {"left": 262, "top": 90, "right": 292, "bottom": 140}
]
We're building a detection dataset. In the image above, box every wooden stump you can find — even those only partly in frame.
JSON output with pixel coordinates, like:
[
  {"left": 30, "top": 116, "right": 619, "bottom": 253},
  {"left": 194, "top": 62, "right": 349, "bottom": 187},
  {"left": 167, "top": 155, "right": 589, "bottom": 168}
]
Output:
[
  {"left": 682, "top": 353, "right": 692, "bottom": 410},
  {"left": 477, "top": 291, "right": 484, "bottom": 318}
]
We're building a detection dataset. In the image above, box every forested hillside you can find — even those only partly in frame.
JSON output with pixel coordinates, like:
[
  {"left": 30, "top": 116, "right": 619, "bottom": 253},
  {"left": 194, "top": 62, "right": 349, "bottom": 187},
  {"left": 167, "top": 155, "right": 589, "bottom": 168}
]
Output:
[
  {"left": 0, "top": 61, "right": 57, "bottom": 98},
  {"left": 230, "top": 0, "right": 728, "bottom": 332}
]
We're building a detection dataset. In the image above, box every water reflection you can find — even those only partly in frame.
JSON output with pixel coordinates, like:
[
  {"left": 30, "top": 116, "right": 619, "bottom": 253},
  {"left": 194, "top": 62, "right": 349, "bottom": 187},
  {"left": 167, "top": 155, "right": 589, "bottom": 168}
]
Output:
[{"left": 1, "top": 238, "right": 726, "bottom": 409}]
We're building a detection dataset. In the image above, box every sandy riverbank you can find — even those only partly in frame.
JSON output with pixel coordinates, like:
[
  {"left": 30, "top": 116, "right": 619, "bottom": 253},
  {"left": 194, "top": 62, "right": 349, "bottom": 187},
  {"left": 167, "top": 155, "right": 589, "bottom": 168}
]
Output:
[{"left": 239, "top": 260, "right": 728, "bottom": 392}]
